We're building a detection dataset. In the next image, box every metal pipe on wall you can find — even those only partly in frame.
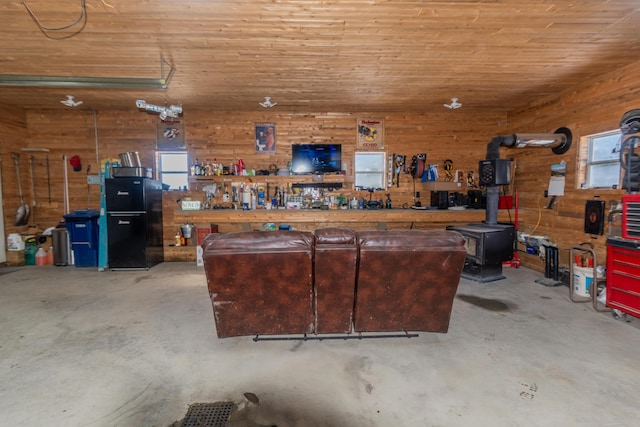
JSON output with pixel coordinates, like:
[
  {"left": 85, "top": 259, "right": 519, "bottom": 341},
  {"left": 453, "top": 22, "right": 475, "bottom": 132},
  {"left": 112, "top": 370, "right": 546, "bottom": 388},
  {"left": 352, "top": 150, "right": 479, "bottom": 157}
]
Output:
[{"left": 484, "top": 127, "right": 572, "bottom": 225}]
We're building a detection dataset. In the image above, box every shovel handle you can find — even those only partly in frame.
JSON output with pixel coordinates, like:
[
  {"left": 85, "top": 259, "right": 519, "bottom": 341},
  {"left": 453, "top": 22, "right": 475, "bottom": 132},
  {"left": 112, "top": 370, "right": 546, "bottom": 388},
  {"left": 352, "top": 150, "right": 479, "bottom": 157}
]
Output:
[{"left": 10, "top": 152, "right": 25, "bottom": 204}]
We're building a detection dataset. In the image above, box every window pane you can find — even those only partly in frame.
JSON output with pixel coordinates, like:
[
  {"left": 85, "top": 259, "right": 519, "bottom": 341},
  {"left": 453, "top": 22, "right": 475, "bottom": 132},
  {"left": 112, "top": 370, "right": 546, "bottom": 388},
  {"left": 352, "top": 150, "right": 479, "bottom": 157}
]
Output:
[
  {"left": 355, "top": 172, "right": 385, "bottom": 189},
  {"left": 587, "top": 163, "right": 620, "bottom": 188},
  {"left": 158, "top": 152, "right": 188, "bottom": 190},
  {"left": 161, "top": 172, "right": 188, "bottom": 190},
  {"left": 590, "top": 133, "right": 620, "bottom": 162},
  {"left": 161, "top": 153, "right": 188, "bottom": 172},
  {"left": 355, "top": 152, "right": 386, "bottom": 189}
]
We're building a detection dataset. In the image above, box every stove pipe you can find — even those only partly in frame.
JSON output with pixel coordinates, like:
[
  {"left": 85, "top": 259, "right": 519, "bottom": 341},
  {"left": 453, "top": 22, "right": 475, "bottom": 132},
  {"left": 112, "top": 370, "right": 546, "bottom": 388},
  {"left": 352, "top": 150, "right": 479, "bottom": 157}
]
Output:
[{"left": 484, "top": 127, "right": 572, "bottom": 225}]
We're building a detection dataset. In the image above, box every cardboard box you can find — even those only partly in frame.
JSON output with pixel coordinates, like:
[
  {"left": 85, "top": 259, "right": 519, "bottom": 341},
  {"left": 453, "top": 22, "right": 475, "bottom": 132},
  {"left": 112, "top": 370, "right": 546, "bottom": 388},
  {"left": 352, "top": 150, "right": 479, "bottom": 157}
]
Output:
[
  {"left": 6, "top": 250, "right": 25, "bottom": 266},
  {"left": 196, "top": 223, "right": 219, "bottom": 246}
]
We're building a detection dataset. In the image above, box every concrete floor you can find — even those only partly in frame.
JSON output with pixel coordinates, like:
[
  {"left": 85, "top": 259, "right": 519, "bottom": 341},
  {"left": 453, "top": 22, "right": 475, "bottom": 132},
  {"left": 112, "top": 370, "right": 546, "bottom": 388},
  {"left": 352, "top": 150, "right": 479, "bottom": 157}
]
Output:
[{"left": 1, "top": 263, "right": 639, "bottom": 427}]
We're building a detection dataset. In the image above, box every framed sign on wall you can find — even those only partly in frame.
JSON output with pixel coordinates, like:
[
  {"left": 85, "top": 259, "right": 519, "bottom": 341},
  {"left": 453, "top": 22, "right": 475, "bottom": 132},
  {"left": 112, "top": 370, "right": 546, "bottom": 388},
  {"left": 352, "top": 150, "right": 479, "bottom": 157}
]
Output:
[
  {"left": 157, "top": 118, "right": 185, "bottom": 150},
  {"left": 357, "top": 118, "right": 384, "bottom": 149},
  {"left": 255, "top": 122, "right": 276, "bottom": 153}
]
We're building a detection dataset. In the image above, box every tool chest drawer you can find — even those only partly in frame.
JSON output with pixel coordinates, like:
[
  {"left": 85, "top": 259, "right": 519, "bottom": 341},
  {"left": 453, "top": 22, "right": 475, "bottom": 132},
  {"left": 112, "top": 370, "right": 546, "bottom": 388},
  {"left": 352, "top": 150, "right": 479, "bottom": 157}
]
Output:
[{"left": 606, "top": 239, "right": 640, "bottom": 317}]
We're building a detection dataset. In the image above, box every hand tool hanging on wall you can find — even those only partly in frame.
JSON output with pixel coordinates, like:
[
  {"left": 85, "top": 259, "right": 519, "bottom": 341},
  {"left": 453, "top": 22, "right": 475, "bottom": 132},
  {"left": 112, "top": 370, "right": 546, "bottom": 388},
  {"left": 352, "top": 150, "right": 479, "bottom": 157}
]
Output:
[
  {"left": 387, "top": 154, "right": 394, "bottom": 187},
  {"left": 394, "top": 154, "right": 406, "bottom": 187},
  {"left": 467, "top": 171, "right": 477, "bottom": 188},
  {"left": 443, "top": 159, "right": 454, "bottom": 182},
  {"left": 11, "top": 152, "right": 30, "bottom": 226},
  {"left": 29, "top": 155, "right": 37, "bottom": 226},
  {"left": 62, "top": 155, "right": 70, "bottom": 214},
  {"left": 86, "top": 164, "right": 92, "bottom": 207},
  {"left": 409, "top": 153, "right": 426, "bottom": 179},
  {"left": 46, "top": 155, "right": 51, "bottom": 203}
]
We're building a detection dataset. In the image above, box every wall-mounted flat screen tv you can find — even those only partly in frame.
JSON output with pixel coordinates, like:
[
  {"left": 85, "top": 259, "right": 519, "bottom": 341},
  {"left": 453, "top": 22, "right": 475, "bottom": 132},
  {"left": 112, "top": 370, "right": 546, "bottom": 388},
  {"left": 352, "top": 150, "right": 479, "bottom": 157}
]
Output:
[{"left": 291, "top": 144, "right": 342, "bottom": 174}]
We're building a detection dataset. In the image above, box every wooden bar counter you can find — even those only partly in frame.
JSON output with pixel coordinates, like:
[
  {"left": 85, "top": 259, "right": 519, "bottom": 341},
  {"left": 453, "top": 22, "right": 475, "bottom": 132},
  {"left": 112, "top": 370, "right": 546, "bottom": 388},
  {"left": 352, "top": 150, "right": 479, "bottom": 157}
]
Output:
[
  {"left": 166, "top": 207, "right": 511, "bottom": 262},
  {"left": 174, "top": 207, "right": 496, "bottom": 229}
]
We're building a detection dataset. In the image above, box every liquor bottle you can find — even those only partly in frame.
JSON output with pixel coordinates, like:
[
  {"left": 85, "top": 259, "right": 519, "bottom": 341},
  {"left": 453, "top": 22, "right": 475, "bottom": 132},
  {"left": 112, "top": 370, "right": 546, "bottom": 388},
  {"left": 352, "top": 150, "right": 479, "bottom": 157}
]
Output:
[{"left": 192, "top": 158, "right": 200, "bottom": 176}]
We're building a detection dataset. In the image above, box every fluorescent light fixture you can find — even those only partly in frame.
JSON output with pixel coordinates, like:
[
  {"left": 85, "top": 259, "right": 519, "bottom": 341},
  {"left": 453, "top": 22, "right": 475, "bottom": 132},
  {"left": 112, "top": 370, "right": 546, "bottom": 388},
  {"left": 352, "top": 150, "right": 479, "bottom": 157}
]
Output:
[{"left": 0, "top": 59, "right": 175, "bottom": 90}]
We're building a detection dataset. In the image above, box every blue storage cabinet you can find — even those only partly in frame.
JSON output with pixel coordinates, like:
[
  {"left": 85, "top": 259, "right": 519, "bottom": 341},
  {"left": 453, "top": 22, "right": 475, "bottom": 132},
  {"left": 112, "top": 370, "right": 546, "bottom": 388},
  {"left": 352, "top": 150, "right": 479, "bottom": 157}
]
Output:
[{"left": 63, "top": 209, "right": 100, "bottom": 267}]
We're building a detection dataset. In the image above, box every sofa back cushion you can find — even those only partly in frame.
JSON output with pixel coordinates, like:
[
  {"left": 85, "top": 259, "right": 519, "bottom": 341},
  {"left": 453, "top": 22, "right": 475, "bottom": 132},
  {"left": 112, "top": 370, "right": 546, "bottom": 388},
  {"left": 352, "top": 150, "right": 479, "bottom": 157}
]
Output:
[
  {"left": 354, "top": 230, "right": 467, "bottom": 333},
  {"left": 314, "top": 228, "right": 358, "bottom": 334},
  {"left": 202, "top": 230, "right": 315, "bottom": 337}
]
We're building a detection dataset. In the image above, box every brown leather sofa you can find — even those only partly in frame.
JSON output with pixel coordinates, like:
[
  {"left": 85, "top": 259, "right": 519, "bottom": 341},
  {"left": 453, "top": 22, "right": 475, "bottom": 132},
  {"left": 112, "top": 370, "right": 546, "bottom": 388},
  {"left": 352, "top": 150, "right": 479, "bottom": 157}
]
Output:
[{"left": 202, "top": 228, "right": 466, "bottom": 338}]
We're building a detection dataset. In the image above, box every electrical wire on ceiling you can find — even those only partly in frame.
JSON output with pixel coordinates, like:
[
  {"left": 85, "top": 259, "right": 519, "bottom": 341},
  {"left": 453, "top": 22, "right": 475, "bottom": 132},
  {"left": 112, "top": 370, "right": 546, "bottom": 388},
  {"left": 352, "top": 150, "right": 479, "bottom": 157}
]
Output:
[{"left": 21, "top": 0, "right": 113, "bottom": 39}]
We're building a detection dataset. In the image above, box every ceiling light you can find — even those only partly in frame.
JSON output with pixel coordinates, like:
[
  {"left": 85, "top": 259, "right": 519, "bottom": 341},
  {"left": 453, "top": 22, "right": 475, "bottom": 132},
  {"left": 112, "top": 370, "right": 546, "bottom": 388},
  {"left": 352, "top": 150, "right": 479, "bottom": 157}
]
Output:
[
  {"left": 444, "top": 98, "right": 462, "bottom": 109},
  {"left": 60, "top": 95, "right": 83, "bottom": 107},
  {"left": 259, "top": 97, "right": 277, "bottom": 108}
]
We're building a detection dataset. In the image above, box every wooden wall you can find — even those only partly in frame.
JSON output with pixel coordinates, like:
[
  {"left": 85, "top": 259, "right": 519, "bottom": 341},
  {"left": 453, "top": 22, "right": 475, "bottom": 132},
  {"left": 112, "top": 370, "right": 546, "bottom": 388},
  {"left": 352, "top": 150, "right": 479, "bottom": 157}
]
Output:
[
  {"left": 2, "top": 108, "right": 508, "bottom": 264},
  {"left": 507, "top": 59, "right": 640, "bottom": 272},
  {"left": 2, "top": 58, "right": 639, "bottom": 268}
]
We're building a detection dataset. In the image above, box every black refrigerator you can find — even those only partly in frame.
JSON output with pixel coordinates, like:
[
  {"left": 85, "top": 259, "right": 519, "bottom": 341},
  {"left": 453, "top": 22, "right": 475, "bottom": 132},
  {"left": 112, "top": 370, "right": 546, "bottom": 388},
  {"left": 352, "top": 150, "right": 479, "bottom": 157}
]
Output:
[{"left": 105, "top": 177, "right": 164, "bottom": 269}]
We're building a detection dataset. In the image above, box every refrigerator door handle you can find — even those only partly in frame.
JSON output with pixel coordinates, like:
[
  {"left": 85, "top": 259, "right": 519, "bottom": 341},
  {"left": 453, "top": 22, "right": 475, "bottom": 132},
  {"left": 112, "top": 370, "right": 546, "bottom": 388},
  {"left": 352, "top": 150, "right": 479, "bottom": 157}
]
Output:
[{"left": 109, "top": 212, "right": 144, "bottom": 216}]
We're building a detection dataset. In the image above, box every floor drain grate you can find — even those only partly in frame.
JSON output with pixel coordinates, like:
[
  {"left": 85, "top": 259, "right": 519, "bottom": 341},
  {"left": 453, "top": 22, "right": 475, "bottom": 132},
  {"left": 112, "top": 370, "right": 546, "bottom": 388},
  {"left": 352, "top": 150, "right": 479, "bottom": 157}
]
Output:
[{"left": 180, "top": 402, "right": 236, "bottom": 427}]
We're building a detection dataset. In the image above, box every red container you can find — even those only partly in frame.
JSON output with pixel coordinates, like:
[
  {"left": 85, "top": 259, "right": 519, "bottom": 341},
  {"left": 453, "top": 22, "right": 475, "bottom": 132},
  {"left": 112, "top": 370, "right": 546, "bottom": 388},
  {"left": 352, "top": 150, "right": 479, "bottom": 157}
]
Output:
[
  {"left": 498, "top": 195, "right": 513, "bottom": 210},
  {"left": 196, "top": 223, "right": 219, "bottom": 246}
]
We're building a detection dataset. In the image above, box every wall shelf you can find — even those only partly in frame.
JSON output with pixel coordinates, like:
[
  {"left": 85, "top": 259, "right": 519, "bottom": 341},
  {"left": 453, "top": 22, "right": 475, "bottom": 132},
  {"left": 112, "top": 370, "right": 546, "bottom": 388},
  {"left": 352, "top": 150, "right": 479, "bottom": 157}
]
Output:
[{"left": 188, "top": 173, "right": 350, "bottom": 190}]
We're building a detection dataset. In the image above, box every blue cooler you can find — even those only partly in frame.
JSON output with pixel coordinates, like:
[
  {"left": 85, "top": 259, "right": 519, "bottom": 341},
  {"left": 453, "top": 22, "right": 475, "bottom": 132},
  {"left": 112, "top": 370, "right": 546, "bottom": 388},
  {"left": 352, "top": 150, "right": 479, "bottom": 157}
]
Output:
[{"left": 63, "top": 209, "right": 100, "bottom": 267}]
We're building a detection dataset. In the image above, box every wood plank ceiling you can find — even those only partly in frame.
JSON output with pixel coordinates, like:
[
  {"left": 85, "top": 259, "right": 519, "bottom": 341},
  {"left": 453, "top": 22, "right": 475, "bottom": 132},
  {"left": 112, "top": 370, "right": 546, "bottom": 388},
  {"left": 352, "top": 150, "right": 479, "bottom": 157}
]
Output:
[{"left": 0, "top": 0, "right": 639, "bottom": 113}]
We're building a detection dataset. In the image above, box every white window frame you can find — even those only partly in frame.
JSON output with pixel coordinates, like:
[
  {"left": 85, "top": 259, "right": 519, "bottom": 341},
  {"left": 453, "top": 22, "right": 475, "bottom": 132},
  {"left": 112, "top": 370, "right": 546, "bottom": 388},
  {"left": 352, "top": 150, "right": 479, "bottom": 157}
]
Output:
[
  {"left": 156, "top": 151, "right": 189, "bottom": 190},
  {"left": 583, "top": 130, "right": 621, "bottom": 189},
  {"left": 354, "top": 151, "right": 387, "bottom": 190}
]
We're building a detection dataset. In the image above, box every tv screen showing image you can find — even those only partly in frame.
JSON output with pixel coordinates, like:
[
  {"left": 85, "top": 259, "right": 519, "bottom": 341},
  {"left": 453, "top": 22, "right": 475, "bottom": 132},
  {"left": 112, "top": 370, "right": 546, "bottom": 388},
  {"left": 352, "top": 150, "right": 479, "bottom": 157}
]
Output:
[{"left": 291, "top": 144, "right": 342, "bottom": 174}]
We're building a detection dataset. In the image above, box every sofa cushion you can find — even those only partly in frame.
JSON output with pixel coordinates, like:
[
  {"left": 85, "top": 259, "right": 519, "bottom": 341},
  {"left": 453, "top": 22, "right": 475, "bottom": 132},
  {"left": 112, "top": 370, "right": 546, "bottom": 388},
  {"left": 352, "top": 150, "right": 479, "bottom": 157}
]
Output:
[
  {"left": 202, "top": 230, "right": 315, "bottom": 337},
  {"left": 315, "top": 227, "right": 357, "bottom": 245},
  {"left": 314, "top": 228, "right": 358, "bottom": 334},
  {"left": 356, "top": 229, "right": 465, "bottom": 250},
  {"left": 354, "top": 229, "right": 467, "bottom": 333}
]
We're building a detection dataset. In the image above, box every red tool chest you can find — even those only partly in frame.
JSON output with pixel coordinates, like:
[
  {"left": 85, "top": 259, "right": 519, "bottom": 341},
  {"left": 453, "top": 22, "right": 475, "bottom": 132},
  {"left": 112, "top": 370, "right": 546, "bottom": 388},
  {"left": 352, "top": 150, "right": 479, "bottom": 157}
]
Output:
[{"left": 606, "top": 238, "right": 640, "bottom": 317}]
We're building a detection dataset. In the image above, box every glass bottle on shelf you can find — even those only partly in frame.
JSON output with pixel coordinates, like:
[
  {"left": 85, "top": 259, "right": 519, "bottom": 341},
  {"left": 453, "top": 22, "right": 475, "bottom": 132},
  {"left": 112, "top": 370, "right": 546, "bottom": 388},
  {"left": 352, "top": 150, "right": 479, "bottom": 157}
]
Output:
[{"left": 193, "top": 158, "right": 202, "bottom": 176}]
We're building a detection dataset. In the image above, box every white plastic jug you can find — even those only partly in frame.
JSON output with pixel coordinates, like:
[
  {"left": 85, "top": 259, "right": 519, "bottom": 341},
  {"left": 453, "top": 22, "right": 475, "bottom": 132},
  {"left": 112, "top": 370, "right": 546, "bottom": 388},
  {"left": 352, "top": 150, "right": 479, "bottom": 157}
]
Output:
[{"left": 7, "top": 233, "right": 24, "bottom": 251}]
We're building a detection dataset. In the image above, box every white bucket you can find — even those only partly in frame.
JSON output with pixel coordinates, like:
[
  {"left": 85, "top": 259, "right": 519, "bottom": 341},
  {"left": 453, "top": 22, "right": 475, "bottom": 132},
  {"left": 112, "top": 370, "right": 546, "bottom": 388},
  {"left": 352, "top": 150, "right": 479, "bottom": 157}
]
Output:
[
  {"left": 573, "top": 265, "right": 593, "bottom": 297},
  {"left": 7, "top": 233, "right": 25, "bottom": 251}
]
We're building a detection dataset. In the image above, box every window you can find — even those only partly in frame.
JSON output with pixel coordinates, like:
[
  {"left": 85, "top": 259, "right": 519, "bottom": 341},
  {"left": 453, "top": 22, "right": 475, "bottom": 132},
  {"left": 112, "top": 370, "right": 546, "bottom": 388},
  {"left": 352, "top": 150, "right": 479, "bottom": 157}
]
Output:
[
  {"left": 583, "top": 130, "right": 621, "bottom": 189},
  {"left": 354, "top": 152, "right": 386, "bottom": 190},
  {"left": 157, "top": 152, "right": 188, "bottom": 190}
]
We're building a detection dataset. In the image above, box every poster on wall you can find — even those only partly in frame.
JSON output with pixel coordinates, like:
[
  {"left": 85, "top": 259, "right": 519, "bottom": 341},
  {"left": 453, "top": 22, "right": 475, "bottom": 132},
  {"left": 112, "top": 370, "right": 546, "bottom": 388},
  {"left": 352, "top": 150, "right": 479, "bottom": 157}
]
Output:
[
  {"left": 357, "top": 117, "right": 384, "bottom": 149},
  {"left": 156, "top": 118, "right": 185, "bottom": 150},
  {"left": 255, "top": 122, "right": 276, "bottom": 153}
]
